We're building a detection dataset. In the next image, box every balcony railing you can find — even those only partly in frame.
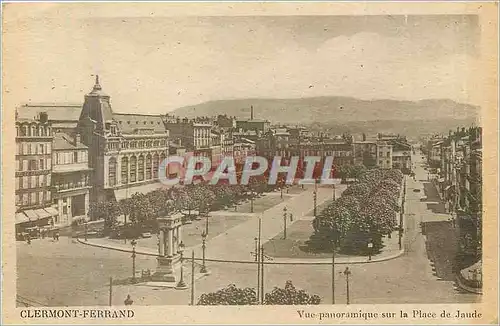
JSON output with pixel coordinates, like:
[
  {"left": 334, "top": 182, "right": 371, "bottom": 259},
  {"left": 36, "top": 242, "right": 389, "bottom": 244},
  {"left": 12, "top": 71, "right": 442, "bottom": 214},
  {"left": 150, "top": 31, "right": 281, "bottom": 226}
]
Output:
[{"left": 52, "top": 182, "right": 89, "bottom": 192}]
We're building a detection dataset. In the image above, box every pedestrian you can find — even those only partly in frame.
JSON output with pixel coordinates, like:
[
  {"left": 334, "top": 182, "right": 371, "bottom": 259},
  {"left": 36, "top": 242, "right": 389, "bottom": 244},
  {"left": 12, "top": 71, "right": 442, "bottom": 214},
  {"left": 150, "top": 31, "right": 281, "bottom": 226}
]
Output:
[
  {"left": 124, "top": 294, "right": 133, "bottom": 306},
  {"left": 26, "top": 234, "right": 31, "bottom": 245},
  {"left": 55, "top": 231, "right": 60, "bottom": 241}
]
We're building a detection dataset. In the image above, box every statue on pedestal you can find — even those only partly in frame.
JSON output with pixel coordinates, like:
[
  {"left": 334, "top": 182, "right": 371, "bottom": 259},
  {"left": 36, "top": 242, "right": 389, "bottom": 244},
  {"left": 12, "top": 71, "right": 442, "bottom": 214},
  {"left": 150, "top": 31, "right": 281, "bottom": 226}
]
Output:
[{"left": 151, "top": 214, "right": 183, "bottom": 283}]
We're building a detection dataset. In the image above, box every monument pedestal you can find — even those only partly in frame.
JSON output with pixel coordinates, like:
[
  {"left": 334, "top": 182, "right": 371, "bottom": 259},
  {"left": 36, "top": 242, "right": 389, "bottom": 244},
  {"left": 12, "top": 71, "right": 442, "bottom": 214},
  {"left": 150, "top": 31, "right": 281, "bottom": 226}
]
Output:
[{"left": 151, "top": 255, "right": 181, "bottom": 283}]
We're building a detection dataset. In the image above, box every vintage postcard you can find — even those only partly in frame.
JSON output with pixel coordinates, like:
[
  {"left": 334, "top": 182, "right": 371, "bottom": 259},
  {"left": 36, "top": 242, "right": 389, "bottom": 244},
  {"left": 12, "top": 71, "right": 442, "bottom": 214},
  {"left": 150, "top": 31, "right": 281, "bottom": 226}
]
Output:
[{"left": 1, "top": 1, "right": 498, "bottom": 325}]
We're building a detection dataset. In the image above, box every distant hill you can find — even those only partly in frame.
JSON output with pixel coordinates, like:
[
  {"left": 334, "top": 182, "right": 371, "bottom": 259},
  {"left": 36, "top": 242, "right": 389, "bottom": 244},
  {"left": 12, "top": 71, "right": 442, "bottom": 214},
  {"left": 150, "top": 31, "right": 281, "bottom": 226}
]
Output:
[{"left": 172, "top": 96, "right": 480, "bottom": 125}]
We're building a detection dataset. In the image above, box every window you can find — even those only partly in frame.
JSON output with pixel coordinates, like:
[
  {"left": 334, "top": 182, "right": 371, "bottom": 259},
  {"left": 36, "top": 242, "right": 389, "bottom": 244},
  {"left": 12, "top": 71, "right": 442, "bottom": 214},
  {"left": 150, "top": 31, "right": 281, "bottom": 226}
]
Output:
[
  {"left": 23, "top": 176, "right": 28, "bottom": 189},
  {"left": 121, "top": 157, "right": 129, "bottom": 184},
  {"left": 39, "top": 144, "right": 44, "bottom": 154},
  {"left": 29, "top": 160, "right": 37, "bottom": 170},
  {"left": 387, "top": 152, "right": 390, "bottom": 158},
  {"left": 130, "top": 156, "right": 137, "bottom": 182},
  {"left": 138, "top": 155, "right": 144, "bottom": 181},
  {"left": 74, "top": 152, "right": 78, "bottom": 163},
  {"left": 146, "top": 155, "right": 152, "bottom": 180},
  {"left": 108, "top": 157, "right": 117, "bottom": 186},
  {"left": 152, "top": 154, "right": 159, "bottom": 178},
  {"left": 39, "top": 159, "right": 44, "bottom": 170}
]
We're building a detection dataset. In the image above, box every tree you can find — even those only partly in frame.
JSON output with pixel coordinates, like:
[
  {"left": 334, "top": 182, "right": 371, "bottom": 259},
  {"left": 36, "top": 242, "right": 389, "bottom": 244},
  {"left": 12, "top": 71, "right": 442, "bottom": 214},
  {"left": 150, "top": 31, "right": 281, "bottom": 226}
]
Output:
[
  {"left": 128, "top": 193, "right": 155, "bottom": 225},
  {"left": 197, "top": 282, "right": 320, "bottom": 306},
  {"left": 197, "top": 284, "right": 257, "bottom": 305},
  {"left": 350, "top": 164, "right": 367, "bottom": 181},
  {"left": 310, "top": 195, "right": 361, "bottom": 251},
  {"left": 119, "top": 198, "right": 133, "bottom": 226},
  {"left": 148, "top": 188, "right": 174, "bottom": 218},
  {"left": 265, "top": 281, "right": 321, "bottom": 305},
  {"left": 88, "top": 200, "right": 121, "bottom": 229},
  {"left": 191, "top": 184, "right": 216, "bottom": 215},
  {"left": 342, "top": 182, "right": 370, "bottom": 201}
]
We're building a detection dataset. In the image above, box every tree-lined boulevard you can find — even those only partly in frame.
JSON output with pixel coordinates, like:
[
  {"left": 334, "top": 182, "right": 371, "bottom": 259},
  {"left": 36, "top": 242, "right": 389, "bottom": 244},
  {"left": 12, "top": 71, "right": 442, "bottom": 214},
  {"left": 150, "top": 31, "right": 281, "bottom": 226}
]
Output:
[{"left": 17, "top": 153, "right": 479, "bottom": 306}]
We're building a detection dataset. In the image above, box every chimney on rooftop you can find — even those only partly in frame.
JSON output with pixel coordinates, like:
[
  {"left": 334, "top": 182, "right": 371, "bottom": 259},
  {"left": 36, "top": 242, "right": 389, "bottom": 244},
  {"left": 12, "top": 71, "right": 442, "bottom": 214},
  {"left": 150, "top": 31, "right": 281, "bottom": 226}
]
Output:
[
  {"left": 250, "top": 105, "right": 254, "bottom": 120},
  {"left": 74, "top": 133, "right": 81, "bottom": 146}
]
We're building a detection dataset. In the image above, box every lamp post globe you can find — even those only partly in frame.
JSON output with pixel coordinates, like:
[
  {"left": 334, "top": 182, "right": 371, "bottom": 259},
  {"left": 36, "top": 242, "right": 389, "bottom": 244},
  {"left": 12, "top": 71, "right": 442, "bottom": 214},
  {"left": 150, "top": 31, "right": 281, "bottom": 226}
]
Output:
[
  {"left": 176, "top": 241, "right": 187, "bottom": 289},
  {"left": 200, "top": 231, "right": 208, "bottom": 274}
]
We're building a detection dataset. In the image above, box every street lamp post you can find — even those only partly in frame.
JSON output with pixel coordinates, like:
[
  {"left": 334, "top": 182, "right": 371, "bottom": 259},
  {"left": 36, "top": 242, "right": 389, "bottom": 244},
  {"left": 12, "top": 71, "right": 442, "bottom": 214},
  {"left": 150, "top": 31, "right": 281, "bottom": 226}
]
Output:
[
  {"left": 332, "top": 241, "right": 336, "bottom": 304},
  {"left": 367, "top": 239, "right": 373, "bottom": 261},
  {"left": 283, "top": 207, "right": 287, "bottom": 240},
  {"left": 254, "top": 237, "right": 258, "bottom": 262},
  {"left": 343, "top": 267, "right": 351, "bottom": 305},
  {"left": 200, "top": 231, "right": 208, "bottom": 274},
  {"left": 176, "top": 241, "right": 187, "bottom": 289},
  {"left": 131, "top": 239, "right": 137, "bottom": 283},
  {"left": 84, "top": 221, "right": 88, "bottom": 242},
  {"left": 205, "top": 215, "right": 209, "bottom": 236},
  {"left": 250, "top": 190, "right": 254, "bottom": 213},
  {"left": 280, "top": 187, "right": 283, "bottom": 199},
  {"left": 332, "top": 184, "right": 336, "bottom": 201},
  {"left": 313, "top": 191, "right": 317, "bottom": 217}
]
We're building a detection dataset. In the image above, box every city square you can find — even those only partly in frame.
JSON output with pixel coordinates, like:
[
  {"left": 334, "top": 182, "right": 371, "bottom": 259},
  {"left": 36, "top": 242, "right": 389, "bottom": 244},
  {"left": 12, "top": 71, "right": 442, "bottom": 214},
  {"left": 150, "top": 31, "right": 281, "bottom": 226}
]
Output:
[{"left": 8, "top": 11, "right": 485, "bottom": 311}]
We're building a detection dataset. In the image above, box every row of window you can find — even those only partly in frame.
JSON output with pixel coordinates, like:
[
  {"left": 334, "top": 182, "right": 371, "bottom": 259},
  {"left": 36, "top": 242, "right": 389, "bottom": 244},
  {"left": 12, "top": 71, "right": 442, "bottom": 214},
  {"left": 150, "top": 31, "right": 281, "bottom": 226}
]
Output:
[
  {"left": 194, "top": 128, "right": 211, "bottom": 137},
  {"left": 16, "top": 124, "right": 52, "bottom": 137},
  {"left": 55, "top": 150, "right": 88, "bottom": 165},
  {"left": 194, "top": 139, "right": 211, "bottom": 148},
  {"left": 108, "top": 153, "right": 166, "bottom": 186},
  {"left": 15, "top": 175, "right": 51, "bottom": 190},
  {"left": 16, "top": 142, "right": 51, "bottom": 155},
  {"left": 16, "top": 158, "right": 51, "bottom": 172},
  {"left": 111, "top": 139, "right": 167, "bottom": 150},
  {"left": 379, "top": 152, "right": 391, "bottom": 158},
  {"left": 15, "top": 191, "right": 51, "bottom": 207}
]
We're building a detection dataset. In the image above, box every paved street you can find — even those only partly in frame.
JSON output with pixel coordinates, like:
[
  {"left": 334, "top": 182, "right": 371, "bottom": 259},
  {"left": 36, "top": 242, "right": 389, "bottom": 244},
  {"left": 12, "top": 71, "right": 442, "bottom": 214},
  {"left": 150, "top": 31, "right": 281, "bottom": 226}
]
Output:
[{"left": 17, "top": 155, "right": 479, "bottom": 305}]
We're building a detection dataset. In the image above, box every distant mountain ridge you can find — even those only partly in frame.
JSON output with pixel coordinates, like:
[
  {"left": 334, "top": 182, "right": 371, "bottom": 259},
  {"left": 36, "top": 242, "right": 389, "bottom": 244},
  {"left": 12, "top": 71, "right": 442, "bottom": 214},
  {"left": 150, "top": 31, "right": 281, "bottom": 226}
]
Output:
[{"left": 172, "top": 96, "right": 479, "bottom": 125}]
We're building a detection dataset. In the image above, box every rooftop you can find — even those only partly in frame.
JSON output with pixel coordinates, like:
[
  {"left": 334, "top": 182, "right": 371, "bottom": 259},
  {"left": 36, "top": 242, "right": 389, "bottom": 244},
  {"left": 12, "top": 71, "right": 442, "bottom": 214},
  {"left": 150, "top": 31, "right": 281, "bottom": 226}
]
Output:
[
  {"left": 113, "top": 113, "right": 166, "bottom": 134},
  {"left": 16, "top": 103, "right": 82, "bottom": 121},
  {"left": 53, "top": 132, "right": 87, "bottom": 150}
]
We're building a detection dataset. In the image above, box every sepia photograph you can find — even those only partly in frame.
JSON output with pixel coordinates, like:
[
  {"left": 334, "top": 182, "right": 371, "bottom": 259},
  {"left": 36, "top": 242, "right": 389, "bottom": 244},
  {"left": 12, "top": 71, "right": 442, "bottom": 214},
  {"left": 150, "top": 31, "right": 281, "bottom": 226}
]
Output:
[{"left": 1, "top": 2, "right": 498, "bottom": 325}]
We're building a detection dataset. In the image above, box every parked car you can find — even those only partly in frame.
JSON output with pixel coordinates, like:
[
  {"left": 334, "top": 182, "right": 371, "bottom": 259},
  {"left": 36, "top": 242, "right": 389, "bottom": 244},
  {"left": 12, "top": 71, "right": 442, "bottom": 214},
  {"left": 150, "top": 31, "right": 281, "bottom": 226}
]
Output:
[
  {"left": 413, "top": 189, "right": 421, "bottom": 193},
  {"left": 141, "top": 232, "right": 152, "bottom": 238}
]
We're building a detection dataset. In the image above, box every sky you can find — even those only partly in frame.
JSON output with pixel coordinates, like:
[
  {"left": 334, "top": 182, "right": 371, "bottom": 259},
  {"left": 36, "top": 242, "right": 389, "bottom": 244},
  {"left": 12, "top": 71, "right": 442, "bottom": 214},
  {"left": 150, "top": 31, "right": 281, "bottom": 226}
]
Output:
[{"left": 3, "top": 5, "right": 481, "bottom": 114}]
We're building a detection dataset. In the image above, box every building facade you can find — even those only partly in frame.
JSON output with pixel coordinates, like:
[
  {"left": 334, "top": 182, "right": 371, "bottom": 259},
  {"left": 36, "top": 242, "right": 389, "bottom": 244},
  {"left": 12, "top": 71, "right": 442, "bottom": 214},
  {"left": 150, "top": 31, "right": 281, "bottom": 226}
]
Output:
[
  {"left": 376, "top": 142, "right": 393, "bottom": 169},
  {"left": 51, "top": 133, "right": 92, "bottom": 225},
  {"left": 15, "top": 112, "right": 58, "bottom": 228}
]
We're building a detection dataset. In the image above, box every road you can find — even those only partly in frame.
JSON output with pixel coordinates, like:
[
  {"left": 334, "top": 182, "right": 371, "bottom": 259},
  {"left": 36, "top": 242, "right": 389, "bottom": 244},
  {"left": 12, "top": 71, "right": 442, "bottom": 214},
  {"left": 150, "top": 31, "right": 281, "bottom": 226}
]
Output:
[{"left": 17, "top": 154, "right": 479, "bottom": 305}]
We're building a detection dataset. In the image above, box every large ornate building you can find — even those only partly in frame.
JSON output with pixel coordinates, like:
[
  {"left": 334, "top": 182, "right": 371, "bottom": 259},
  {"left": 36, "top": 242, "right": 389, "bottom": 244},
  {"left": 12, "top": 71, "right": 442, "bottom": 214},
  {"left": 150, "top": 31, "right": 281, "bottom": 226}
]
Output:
[{"left": 77, "top": 76, "right": 170, "bottom": 203}]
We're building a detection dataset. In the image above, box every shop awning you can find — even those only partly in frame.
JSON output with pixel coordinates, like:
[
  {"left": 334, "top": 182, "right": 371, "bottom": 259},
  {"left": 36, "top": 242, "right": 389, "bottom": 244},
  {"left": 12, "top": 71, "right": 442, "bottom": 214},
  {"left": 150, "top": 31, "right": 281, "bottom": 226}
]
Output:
[
  {"left": 44, "top": 207, "right": 59, "bottom": 216},
  {"left": 114, "top": 182, "right": 166, "bottom": 201},
  {"left": 15, "top": 212, "right": 30, "bottom": 224},
  {"left": 34, "top": 209, "right": 52, "bottom": 219},
  {"left": 24, "top": 210, "right": 38, "bottom": 220}
]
